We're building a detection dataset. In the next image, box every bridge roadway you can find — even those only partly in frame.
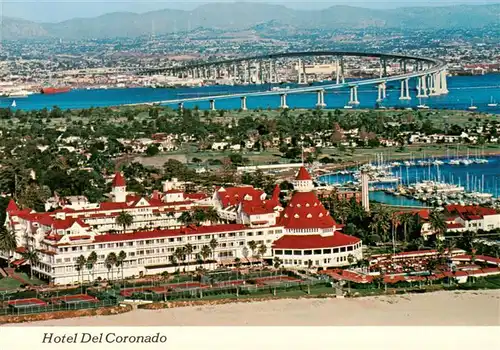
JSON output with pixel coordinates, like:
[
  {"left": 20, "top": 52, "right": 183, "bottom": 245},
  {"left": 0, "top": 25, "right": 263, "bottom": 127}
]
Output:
[{"left": 127, "top": 51, "right": 446, "bottom": 107}]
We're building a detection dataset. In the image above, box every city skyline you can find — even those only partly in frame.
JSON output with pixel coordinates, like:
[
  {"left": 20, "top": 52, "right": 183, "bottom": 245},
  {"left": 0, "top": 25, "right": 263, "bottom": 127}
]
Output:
[{"left": 1, "top": 0, "right": 499, "bottom": 23}]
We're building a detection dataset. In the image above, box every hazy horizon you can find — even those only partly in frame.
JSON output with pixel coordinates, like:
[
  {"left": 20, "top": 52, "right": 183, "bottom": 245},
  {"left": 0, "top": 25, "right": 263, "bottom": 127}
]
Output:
[{"left": 1, "top": 0, "right": 499, "bottom": 23}]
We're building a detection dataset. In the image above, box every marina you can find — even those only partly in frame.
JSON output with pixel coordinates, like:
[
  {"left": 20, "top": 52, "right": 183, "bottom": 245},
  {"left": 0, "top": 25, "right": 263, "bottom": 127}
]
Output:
[{"left": 318, "top": 153, "right": 500, "bottom": 208}]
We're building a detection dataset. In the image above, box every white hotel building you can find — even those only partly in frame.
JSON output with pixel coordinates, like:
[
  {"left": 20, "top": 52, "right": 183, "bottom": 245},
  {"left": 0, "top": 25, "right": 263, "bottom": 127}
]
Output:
[{"left": 4, "top": 168, "right": 362, "bottom": 285}]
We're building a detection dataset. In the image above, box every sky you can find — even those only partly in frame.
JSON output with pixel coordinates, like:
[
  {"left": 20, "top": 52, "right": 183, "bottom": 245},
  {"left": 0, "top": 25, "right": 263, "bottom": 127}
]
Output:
[{"left": 1, "top": 0, "right": 498, "bottom": 23}]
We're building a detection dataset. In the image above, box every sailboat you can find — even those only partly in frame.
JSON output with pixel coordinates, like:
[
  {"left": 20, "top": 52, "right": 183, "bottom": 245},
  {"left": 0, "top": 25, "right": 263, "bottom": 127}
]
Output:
[
  {"left": 487, "top": 96, "right": 497, "bottom": 107},
  {"left": 11, "top": 100, "right": 16, "bottom": 108},
  {"left": 468, "top": 98, "right": 477, "bottom": 111}
]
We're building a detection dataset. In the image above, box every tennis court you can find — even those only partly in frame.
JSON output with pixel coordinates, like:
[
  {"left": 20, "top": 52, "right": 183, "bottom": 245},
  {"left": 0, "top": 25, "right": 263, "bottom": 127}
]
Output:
[
  {"left": 254, "top": 275, "right": 302, "bottom": 286},
  {"left": 50, "top": 294, "right": 99, "bottom": 305},
  {"left": 6, "top": 298, "right": 47, "bottom": 309}
]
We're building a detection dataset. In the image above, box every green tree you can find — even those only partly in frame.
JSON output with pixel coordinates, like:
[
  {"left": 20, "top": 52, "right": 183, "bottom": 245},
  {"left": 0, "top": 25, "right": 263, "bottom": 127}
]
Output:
[
  {"left": 429, "top": 209, "right": 447, "bottom": 238},
  {"left": 86, "top": 251, "right": 98, "bottom": 281},
  {"left": 116, "top": 211, "right": 133, "bottom": 233},
  {"left": 117, "top": 250, "right": 127, "bottom": 283},
  {"left": 105, "top": 252, "right": 117, "bottom": 280},
  {"left": 184, "top": 243, "right": 194, "bottom": 264},
  {"left": 21, "top": 249, "right": 40, "bottom": 280},
  {"left": 209, "top": 238, "right": 218, "bottom": 261},
  {"left": 75, "top": 255, "right": 86, "bottom": 287},
  {"left": 0, "top": 227, "right": 17, "bottom": 267}
]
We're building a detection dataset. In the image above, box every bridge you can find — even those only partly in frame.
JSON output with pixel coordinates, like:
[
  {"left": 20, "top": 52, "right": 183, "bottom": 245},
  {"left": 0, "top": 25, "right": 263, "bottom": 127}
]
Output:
[{"left": 129, "top": 51, "right": 449, "bottom": 109}]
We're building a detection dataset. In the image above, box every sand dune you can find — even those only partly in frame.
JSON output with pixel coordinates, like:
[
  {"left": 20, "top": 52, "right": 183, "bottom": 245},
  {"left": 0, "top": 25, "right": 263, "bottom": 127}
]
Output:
[{"left": 9, "top": 290, "right": 500, "bottom": 327}]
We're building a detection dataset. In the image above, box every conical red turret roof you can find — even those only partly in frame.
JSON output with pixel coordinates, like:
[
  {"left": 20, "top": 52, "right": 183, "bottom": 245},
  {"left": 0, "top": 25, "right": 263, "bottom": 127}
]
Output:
[
  {"left": 278, "top": 191, "right": 336, "bottom": 229},
  {"left": 296, "top": 166, "right": 312, "bottom": 181},
  {"left": 112, "top": 172, "right": 126, "bottom": 187}
]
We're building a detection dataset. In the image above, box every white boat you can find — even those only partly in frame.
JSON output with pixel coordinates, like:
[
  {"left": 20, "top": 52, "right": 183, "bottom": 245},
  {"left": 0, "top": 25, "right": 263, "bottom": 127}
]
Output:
[
  {"left": 8, "top": 90, "right": 29, "bottom": 98},
  {"left": 343, "top": 105, "right": 353, "bottom": 109},
  {"left": 11, "top": 100, "right": 16, "bottom": 108},
  {"left": 468, "top": 99, "right": 477, "bottom": 111},
  {"left": 487, "top": 97, "right": 497, "bottom": 107},
  {"left": 449, "top": 159, "right": 461, "bottom": 165}
]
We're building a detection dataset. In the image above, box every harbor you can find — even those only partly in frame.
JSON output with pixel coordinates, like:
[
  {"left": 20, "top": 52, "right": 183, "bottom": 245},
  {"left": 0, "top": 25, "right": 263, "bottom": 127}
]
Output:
[{"left": 318, "top": 151, "right": 500, "bottom": 208}]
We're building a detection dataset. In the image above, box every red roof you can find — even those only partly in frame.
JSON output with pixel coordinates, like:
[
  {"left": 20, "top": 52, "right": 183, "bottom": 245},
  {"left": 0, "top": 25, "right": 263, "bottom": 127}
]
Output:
[
  {"left": 216, "top": 186, "right": 265, "bottom": 208},
  {"left": 445, "top": 205, "right": 498, "bottom": 221},
  {"left": 93, "top": 224, "right": 247, "bottom": 243},
  {"left": 296, "top": 166, "right": 312, "bottom": 181},
  {"left": 272, "top": 232, "right": 360, "bottom": 249},
  {"left": 6, "top": 199, "right": 19, "bottom": 212},
  {"left": 447, "top": 222, "right": 464, "bottom": 229},
  {"left": 112, "top": 172, "right": 126, "bottom": 187},
  {"left": 278, "top": 191, "right": 336, "bottom": 229}
]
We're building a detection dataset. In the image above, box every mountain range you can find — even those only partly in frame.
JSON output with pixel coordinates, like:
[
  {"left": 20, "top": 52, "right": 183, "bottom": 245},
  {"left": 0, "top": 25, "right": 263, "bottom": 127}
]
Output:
[{"left": 2, "top": 3, "right": 499, "bottom": 40}]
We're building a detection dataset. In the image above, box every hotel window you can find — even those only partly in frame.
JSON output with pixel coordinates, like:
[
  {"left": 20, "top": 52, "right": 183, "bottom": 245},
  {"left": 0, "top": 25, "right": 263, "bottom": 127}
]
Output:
[
  {"left": 293, "top": 250, "right": 302, "bottom": 255},
  {"left": 88, "top": 245, "right": 95, "bottom": 250},
  {"left": 98, "top": 244, "right": 105, "bottom": 249},
  {"left": 275, "top": 250, "right": 283, "bottom": 255},
  {"left": 128, "top": 242, "right": 134, "bottom": 246},
  {"left": 169, "top": 238, "right": 174, "bottom": 242},
  {"left": 247, "top": 232, "right": 253, "bottom": 237},
  {"left": 107, "top": 244, "right": 114, "bottom": 248},
  {"left": 177, "top": 238, "right": 182, "bottom": 242},
  {"left": 239, "top": 232, "right": 245, "bottom": 236},
  {"left": 64, "top": 258, "right": 71, "bottom": 262},
  {"left": 239, "top": 241, "right": 244, "bottom": 246},
  {"left": 129, "top": 252, "right": 135, "bottom": 257},
  {"left": 323, "top": 249, "right": 331, "bottom": 254},
  {"left": 138, "top": 241, "right": 145, "bottom": 246},
  {"left": 56, "top": 259, "right": 62, "bottom": 263},
  {"left": 314, "top": 250, "right": 322, "bottom": 255},
  {"left": 304, "top": 250, "right": 312, "bottom": 255},
  {"left": 340, "top": 247, "right": 346, "bottom": 252},
  {"left": 315, "top": 261, "right": 319, "bottom": 265},
  {"left": 72, "top": 247, "right": 78, "bottom": 251},
  {"left": 205, "top": 235, "right": 211, "bottom": 239},
  {"left": 117, "top": 243, "right": 124, "bottom": 247},
  {"left": 284, "top": 250, "right": 292, "bottom": 255},
  {"left": 257, "top": 231, "right": 263, "bottom": 236},
  {"left": 347, "top": 246, "right": 353, "bottom": 251}
]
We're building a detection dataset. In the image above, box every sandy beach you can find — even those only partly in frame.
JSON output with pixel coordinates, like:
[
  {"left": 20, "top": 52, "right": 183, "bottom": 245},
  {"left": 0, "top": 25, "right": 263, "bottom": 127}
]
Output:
[{"left": 8, "top": 290, "right": 500, "bottom": 327}]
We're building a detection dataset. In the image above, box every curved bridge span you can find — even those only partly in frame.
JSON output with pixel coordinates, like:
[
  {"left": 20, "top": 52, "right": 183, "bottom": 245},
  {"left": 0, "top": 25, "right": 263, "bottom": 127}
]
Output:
[{"left": 129, "top": 51, "right": 448, "bottom": 109}]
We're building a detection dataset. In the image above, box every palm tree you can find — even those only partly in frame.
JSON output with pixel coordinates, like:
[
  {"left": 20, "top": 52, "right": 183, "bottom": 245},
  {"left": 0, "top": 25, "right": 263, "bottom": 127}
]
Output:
[
  {"left": 105, "top": 252, "right": 117, "bottom": 280},
  {"left": 242, "top": 246, "right": 250, "bottom": 265},
  {"left": 200, "top": 245, "right": 211, "bottom": 263},
  {"left": 116, "top": 211, "right": 133, "bottom": 233},
  {"left": 86, "top": 251, "right": 98, "bottom": 281},
  {"left": 445, "top": 238, "right": 457, "bottom": 259},
  {"left": 209, "top": 238, "right": 218, "bottom": 262},
  {"left": 178, "top": 212, "right": 193, "bottom": 227},
  {"left": 117, "top": 250, "right": 127, "bottom": 282},
  {"left": 399, "top": 213, "right": 414, "bottom": 243},
  {"left": 21, "top": 249, "right": 39, "bottom": 280},
  {"left": 273, "top": 257, "right": 283, "bottom": 272},
  {"left": 248, "top": 240, "right": 257, "bottom": 264},
  {"left": 174, "top": 247, "right": 186, "bottom": 266},
  {"left": 191, "top": 209, "right": 206, "bottom": 226},
  {"left": 75, "top": 255, "right": 86, "bottom": 287},
  {"left": 257, "top": 244, "right": 267, "bottom": 261},
  {"left": 429, "top": 209, "right": 447, "bottom": 239},
  {"left": 0, "top": 227, "right": 17, "bottom": 267},
  {"left": 204, "top": 208, "right": 219, "bottom": 224},
  {"left": 347, "top": 254, "right": 355, "bottom": 266},
  {"left": 184, "top": 243, "right": 194, "bottom": 265}
]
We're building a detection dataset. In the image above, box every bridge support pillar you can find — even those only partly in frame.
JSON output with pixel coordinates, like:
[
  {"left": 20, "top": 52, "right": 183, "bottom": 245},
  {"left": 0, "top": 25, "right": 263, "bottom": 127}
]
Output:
[
  {"left": 316, "top": 90, "right": 326, "bottom": 108},
  {"left": 336, "top": 59, "right": 340, "bottom": 84},
  {"left": 280, "top": 94, "right": 289, "bottom": 109},
  {"left": 440, "top": 70, "right": 449, "bottom": 94},
  {"left": 209, "top": 99, "right": 216, "bottom": 111},
  {"left": 349, "top": 86, "right": 360, "bottom": 105},
  {"left": 240, "top": 96, "right": 247, "bottom": 111},
  {"left": 399, "top": 79, "right": 411, "bottom": 100},
  {"left": 377, "top": 83, "right": 384, "bottom": 102},
  {"left": 420, "top": 75, "right": 428, "bottom": 97},
  {"left": 302, "top": 60, "right": 308, "bottom": 84},
  {"left": 297, "top": 59, "right": 302, "bottom": 84},
  {"left": 429, "top": 73, "right": 438, "bottom": 96}
]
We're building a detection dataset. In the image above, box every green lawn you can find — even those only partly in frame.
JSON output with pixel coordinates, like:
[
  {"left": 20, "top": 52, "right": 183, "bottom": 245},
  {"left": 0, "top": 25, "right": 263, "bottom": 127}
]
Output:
[{"left": 0, "top": 277, "right": 23, "bottom": 290}]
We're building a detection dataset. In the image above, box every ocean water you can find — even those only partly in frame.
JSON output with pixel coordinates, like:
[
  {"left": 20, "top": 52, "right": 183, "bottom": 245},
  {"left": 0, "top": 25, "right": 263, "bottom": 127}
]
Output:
[{"left": 1, "top": 74, "right": 499, "bottom": 113}]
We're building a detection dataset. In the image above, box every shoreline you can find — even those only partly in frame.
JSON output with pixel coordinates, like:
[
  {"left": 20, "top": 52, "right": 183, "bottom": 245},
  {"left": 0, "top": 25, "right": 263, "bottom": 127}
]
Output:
[{"left": 9, "top": 289, "right": 500, "bottom": 326}]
